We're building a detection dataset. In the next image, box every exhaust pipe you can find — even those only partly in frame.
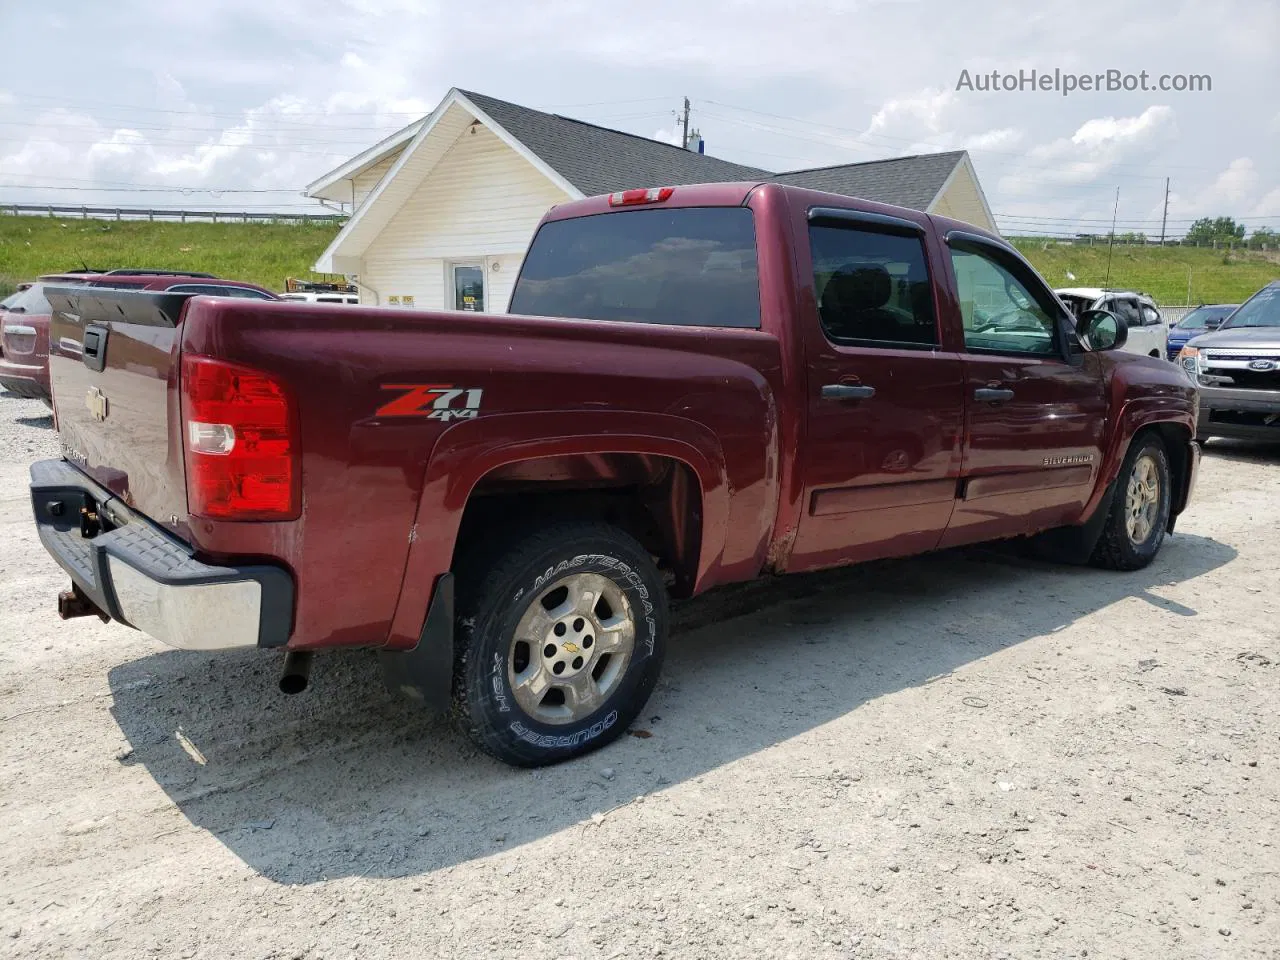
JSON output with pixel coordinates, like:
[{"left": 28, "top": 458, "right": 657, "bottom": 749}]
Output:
[{"left": 279, "top": 651, "right": 313, "bottom": 695}]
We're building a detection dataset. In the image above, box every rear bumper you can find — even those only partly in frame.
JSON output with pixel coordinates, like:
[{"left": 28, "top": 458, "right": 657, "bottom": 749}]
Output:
[
  {"left": 0, "top": 359, "right": 50, "bottom": 400},
  {"left": 1196, "top": 384, "right": 1280, "bottom": 441},
  {"left": 30, "top": 459, "right": 293, "bottom": 650}
]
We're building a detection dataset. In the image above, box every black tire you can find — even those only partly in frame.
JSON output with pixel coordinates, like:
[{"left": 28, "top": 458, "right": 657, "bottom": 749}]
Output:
[
  {"left": 1089, "top": 433, "right": 1173, "bottom": 571},
  {"left": 452, "top": 521, "right": 668, "bottom": 767}
]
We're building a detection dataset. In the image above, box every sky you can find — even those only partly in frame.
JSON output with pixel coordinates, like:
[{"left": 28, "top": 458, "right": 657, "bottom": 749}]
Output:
[{"left": 0, "top": 0, "right": 1277, "bottom": 239}]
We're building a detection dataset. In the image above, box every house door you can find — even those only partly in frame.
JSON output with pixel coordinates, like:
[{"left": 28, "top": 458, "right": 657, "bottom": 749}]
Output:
[{"left": 452, "top": 263, "right": 485, "bottom": 312}]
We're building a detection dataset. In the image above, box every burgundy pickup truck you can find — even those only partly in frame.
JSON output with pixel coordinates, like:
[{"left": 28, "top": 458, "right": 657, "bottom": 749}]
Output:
[{"left": 31, "top": 182, "right": 1199, "bottom": 766}]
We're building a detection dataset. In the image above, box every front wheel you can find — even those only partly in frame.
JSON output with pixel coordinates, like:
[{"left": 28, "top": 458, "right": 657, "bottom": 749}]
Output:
[
  {"left": 1089, "top": 434, "right": 1172, "bottom": 571},
  {"left": 452, "top": 521, "right": 668, "bottom": 767}
]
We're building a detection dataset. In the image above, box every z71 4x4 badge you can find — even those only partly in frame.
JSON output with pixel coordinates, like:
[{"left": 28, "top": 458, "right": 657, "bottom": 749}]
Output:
[{"left": 376, "top": 384, "right": 484, "bottom": 421}]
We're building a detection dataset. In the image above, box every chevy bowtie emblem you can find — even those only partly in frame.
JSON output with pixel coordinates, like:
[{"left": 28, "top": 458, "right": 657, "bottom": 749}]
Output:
[
  {"left": 86, "top": 386, "right": 109, "bottom": 422},
  {"left": 562, "top": 642, "right": 580, "bottom": 654}
]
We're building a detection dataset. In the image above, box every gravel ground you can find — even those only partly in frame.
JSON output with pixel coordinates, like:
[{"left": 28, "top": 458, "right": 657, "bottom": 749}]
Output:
[{"left": 0, "top": 391, "right": 1277, "bottom": 960}]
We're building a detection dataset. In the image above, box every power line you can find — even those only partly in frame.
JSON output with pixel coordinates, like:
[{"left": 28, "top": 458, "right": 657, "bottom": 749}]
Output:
[
  {"left": 995, "top": 213, "right": 1279, "bottom": 223},
  {"left": 700, "top": 98, "right": 1225, "bottom": 175},
  {"left": 0, "top": 184, "right": 302, "bottom": 194},
  {"left": 3, "top": 91, "right": 676, "bottom": 121},
  {"left": 698, "top": 109, "right": 1179, "bottom": 184}
]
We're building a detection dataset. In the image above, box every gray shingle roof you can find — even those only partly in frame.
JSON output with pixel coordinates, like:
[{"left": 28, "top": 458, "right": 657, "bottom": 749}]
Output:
[
  {"left": 459, "top": 90, "right": 769, "bottom": 195},
  {"left": 769, "top": 151, "right": 966, "bottom": 211},
  {"left": 459, "top": 90, "right": 964, "bottom": 212}
]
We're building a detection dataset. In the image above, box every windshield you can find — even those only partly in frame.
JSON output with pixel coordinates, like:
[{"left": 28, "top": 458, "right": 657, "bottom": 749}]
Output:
[
  {"left": 1176, "top": 305, "right": 1236, "bottom": 329},
  {"left": 1222, "top": 284, "right": 1280, "bottom": 328}
]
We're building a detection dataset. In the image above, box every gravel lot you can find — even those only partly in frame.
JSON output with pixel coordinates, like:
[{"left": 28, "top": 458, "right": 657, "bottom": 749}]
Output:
[{"left": 1, "top": 391, "right": 1277, "bottom": 960}]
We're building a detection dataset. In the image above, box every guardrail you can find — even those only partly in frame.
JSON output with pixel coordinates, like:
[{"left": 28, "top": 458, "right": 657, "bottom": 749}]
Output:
[{"left": 0, "top": 203, "right": 346, "bottom": 224}]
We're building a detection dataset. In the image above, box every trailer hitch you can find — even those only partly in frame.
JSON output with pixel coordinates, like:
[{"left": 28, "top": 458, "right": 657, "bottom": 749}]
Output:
[{"left": 58, "top": 583, "right": 109, "bottom": 622}]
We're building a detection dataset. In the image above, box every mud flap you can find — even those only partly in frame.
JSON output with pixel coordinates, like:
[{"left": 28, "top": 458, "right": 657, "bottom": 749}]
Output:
[
  {"left": 1027, "top": 481, "right": 1117, "bottom": 566},
  {"left": 378, "top": 573, "right": 454, "bottom": 714}
]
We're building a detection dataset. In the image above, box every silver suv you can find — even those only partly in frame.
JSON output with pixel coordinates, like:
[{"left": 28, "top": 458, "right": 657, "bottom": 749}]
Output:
[{"left": 1179, "top": 280, "right": 1280, "bottom": 442}]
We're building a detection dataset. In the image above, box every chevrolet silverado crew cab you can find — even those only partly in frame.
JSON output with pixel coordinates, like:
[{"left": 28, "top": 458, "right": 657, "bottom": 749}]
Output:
[
  {"left": 1179, "top": 280, "right": 1280, "bottom": 442},
  {"left": 30, "top": 182, "right": 1199, "bottom": 766}
]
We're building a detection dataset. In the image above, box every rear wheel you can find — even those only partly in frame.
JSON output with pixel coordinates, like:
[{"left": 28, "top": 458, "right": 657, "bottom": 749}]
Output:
[
  {"left": 1089, "top": 434, "right": 1172, "bottom": 571},
  {"left": 452, "top": 521, "right": 668, "bottom": 767}
]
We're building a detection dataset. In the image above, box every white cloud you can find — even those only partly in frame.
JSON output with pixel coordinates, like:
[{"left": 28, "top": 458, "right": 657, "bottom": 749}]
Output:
[
  {"left": 1069, "top": 107, "right": 1176, "bottom": 151},
  {"left": 997, "top": 106, "right": 1177, "bottom": 197},
  {"left": 1173, "top": 158, "right": 1272, "bottom": 220},
  {"left": 868, "top": 89, "right": 955, "bottom": 137},
  {"left": 1253, "top": 187, "right": 1280, "bottom": 218},
  {"left": 961, "top": 128, "right": 1022, "bottom": 151},
  {"left": 651, "top": 126, "right": 684, "bottom": 147}
]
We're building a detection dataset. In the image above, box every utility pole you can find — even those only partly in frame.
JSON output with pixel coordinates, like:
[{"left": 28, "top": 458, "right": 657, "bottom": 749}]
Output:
[
  {"left": 680, "top": 96, "right": 691, "bottom": 150},
  {"left": 1104, "top": 186, "right": 1120, "bottom": 288},
  {"left": 1160, "top": 177, "right": 1170, "bottom": 245}
]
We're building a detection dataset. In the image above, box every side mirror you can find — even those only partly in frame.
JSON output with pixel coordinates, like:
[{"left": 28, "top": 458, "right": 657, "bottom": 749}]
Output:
[
  {"left": 1204, "top": 318, "right": 1224, "bottom": 330},
  {"left": 1079, "top": 309, "right": 1128, "bottom": 351}
]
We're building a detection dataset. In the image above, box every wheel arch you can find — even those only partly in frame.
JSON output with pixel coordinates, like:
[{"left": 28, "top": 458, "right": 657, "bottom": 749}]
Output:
[
  {"left": 383, "top": 410, "right": 731, "bottom": 650},
  {"left": 1085, "top": 393, "right": 1196, "bottom": 528}
]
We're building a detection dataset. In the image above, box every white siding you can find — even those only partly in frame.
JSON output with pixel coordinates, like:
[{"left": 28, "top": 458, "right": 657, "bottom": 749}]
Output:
[
  {"left": 351, "top": 153, "right": 402, "bottom": 209},
  {"left": 359, "top": 258, "right": 445, "bottom": 309},
  {"left": 363, "top": 123, "right": 570, "bottom": 311},
  {"left": 931, "top": 163, "right": 998, "bottom": 233},
  {"left": 356, "top": 253, "right": 527, "bottom": 312},
  {"left": 485, "top": 253, "right": 526, "bottom": 313}
]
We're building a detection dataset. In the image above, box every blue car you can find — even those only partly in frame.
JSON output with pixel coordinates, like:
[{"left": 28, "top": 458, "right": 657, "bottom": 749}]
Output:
[{"left": 1166, "top": 304, "right": 1238, "bottom": 360}]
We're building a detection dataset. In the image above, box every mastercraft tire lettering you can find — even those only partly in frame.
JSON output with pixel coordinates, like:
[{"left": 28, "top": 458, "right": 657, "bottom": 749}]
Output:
[{"left": 452, "top": 522, "right": 668, "bottom": 767}]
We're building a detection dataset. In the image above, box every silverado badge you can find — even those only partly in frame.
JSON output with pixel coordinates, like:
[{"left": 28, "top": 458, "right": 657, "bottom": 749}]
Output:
[
  {"left": 1042, "top": 453, "right": 1093, "bottom": 466},
  {"left": 85, "top": 386, "right": 109, "bottom": 423}
]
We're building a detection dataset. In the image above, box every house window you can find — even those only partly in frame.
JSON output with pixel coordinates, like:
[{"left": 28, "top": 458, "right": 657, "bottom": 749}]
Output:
[{"left": 452, "top": 264, "right": 485, "bottom": 312}]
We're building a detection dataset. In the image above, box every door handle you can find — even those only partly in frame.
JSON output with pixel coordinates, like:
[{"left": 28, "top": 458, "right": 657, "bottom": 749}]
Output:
[
  {"left": 821, "top": 383, "right": 876, "bottom": 400},
  {"left": 974, "top": 387, "right": 1015, "bottom": 403},
  {"left": 82, "top": 324, "right": 109, "bottom": 373}
]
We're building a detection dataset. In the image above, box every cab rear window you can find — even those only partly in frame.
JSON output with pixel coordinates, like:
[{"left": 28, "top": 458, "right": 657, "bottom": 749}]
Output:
[{"left": 509, "top": 207, "right": 760, "bottom": 329}]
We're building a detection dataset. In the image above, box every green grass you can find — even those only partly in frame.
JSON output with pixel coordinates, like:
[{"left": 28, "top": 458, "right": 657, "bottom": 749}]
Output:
[
  {"left": 1011, "top": 238, "right": 1280, "bottom": 306},
  {"left": 2, "top": 214, "right": 1276, "bottom": 306},
  {"left": 0, "top": 215, "right": 343, "bottom": 296}
]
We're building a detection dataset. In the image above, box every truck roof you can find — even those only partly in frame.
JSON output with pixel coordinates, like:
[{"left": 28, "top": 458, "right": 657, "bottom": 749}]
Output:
[{"left": 539, "top": 180, "right": 1007, "bottom": 246}]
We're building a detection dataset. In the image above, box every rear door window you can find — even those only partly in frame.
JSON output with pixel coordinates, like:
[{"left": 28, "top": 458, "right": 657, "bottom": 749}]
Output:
[
  {"left": 808, "top": 221, "right": 937, "bottom": 347},
  {"left": 509, "top": 207, "right": 760, "bottom": 329}
]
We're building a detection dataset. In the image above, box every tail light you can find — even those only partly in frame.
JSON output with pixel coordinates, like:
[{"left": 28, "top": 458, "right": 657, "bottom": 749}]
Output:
[
  {"left": 607, "top": 186, "right": 675, "bottom": 206},
  {"left": 181, "top": 355, "right": 299, "bottom": 520}
]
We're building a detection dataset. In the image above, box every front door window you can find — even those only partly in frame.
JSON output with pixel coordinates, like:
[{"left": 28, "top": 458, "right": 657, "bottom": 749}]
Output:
[{"left": 453, "top": 265, "right": 485, "bottom": 312}]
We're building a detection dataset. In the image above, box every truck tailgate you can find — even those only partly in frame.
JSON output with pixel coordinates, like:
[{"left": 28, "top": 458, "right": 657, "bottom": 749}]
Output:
[{"left": 45, "top": 288, "right": 191, "bottom": 537}]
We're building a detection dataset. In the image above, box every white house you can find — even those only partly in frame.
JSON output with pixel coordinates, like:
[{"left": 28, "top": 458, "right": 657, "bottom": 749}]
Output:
[{"left": 305, "top": 88, "right": 998, "bottom": 312}]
